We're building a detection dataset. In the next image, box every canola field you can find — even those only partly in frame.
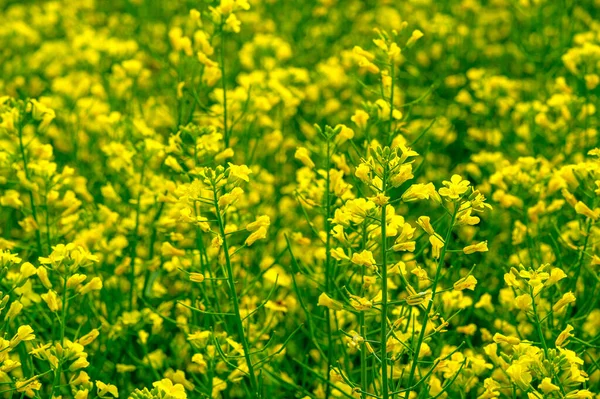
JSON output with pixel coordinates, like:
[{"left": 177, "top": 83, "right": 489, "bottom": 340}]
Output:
[{"left": 1, "top": 0, "right": 599, "bottom": 398}]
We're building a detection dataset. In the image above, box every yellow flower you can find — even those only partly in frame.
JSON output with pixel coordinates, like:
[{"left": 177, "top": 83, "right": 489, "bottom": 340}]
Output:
[
  {"left": 96, "top": 381, "right": 119, "bottom": 398},
  {"left": 553, "top": 292, "right": 576, "bottom": 313},
  {"left": 336, "top": 124, "right": 354, "bottom": 143},
  {"left": 161, "top": 242, "right": 186, "bottom": 258},
  {"left": 429, "top": 234, "right": 445, "bottom": 259},
  {"left": 574, "top": 201, "right": 599, "bottom": 220},
  {"left": 538, "top": 377, "right": 560, "bottom": 394},
  {"left": 19, "top": 262, "right": 37, "bottom": 280},
  {"left": 294, "top": 147, "right": 315, "bottom": 168},
  {"left": 493, "top": 333, "right": 520, "bottom": 346},
  {"left": 245, "top": 226, "right": 268, "bottom": 246},
  {"left": 10, "top": 325, "right": 35, "bottom": 347},
  {"left": 28, "top": 99, "right": 55, "bottom": 130},
  {"left": 5, "top": 300, "right": 23, "bottom": 319},
  {"left": 78, "top": 329, "right": 100, "bottom": 346},
  {"left": 350, "top": 250, "right": 376, "bottom": 269},
  {"left": 116, "top": 364, "right": 136, "bottom": 373},
  {"left": 402, "top": 183, "right": 441, "bottom": 203},
  {"left": 228, "top": 163, "right": 252, "bottom": 182},
  {"left": 225, "top": 13, "right": 241, "bottom": 33},
  {"left": 453, "top": 275, "right": 477, "bottom": 291},
  {"left": 0, "top": 190, "right": 23, "bottom": 209},
  {"left": 79, "top": 277, "right": 103, "bottom": 295},
  {"left": 506, "top": 363, "right": 532, "bottom": 390},
  {"left": 463, "top": 241, "right": 488, "bottom": 254},
  {"left": 15, "top": 377, "right": 41, "bottom": 395},
  {"left": 317, "top": 292, "right": 343, "bottom": 311},
  {"left": 416, "top": 216, "right": 435, "bottom": 235},
  {"left": 389, "top": 164, "right": 413, "bottom": 187},
  {"left": 246, "top": 215, "right": 270, "bottom": 231},
  {"left": 406, "top": 30, "right": 424, "bottom": 47},
  {"left": 351, "top": 109, "right": 369, "bottom": 129},
  {"left": 165, "top": 156, "right": 184, "bottom": 173},
  {"left": 152, "top": 379, "right": 187, "bottom": 399},
  {"left": 41, "top": 290, "right": 61, "bottom": 312},
  {"left": 190, "top": 9, "right": 201, "bottom": 25},
  {"left": 456, "top": 324, "right": 477, "bottom": 335},
  {"left": 330, "top": 247, "right": 350, "bottom": 261},
  {"left": 189, "top": 273, "right": 205, "bottom": 283},
  {"left": 37, "top": 266, "right": 52, "bottom": 289},
  {"left": 348, "top": 294, "right": 373, "bottom": 311},
  {"left": 555, "top": 324, "right": 574, "bottom": 347},
  {"left": 355, "top": 163, "right": 371, "bottom": 183},
  {"left": 514, "top": 294, "right": 532, "bottom": 311},
  {"left": 67, "top": 274, "right": 87, "bottom": 289},
  {"left": 439, "top": 174, "right": 470, "bottom": 199},
  {"left": 546, "top": 267, "right": 567, "bottom": 286},
  {"left": 565, "top": 390, "right": 594, "bottom": 399},
  {"left": 218, "top": 187, "right": 244, "bottom": 207}
]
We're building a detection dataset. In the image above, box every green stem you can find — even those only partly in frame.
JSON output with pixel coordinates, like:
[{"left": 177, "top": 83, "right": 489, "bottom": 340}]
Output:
[
  {"left": 380, "top": 165, "right": 389, "bottom": 399},
  {"left": 219, "top": 24, "right": 229, "bottom": 148},
  {"left": 530, "top": 287, "right": 548, "bottom": 357},
  {"left": 360, "top": 222, "right": 368, "bottom": 398},
  {"left": 403, "top": 205, "right": 457, "bottom": 399},
  {"left": 324, "top": 136, "right": 334, "bottom": 399},
  {"left": 212, "top": 184, "right": 259, "bottom": 397},
  {"left": 52, "top": 276, "right": 70, "bottom": 396},
  {"left": 17, "top": 108, "right": 43, "bottom": 255},
  {"left": 128, "top": 159, "right": 146, "bottom": 311},
  {"left": 388, "top": 59, "right": 395, "bottom": 146}
]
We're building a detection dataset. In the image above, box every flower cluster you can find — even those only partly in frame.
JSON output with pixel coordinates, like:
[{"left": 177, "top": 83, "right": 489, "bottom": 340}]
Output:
[{"left": 0, "top": 0, "right": 598, "bottom": 398}]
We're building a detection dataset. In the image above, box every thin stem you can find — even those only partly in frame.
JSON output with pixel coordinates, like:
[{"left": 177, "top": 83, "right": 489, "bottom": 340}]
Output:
[
  {"left": 219, "top": 24, "right": 229, "bottom": 148},
  {"left": 403, "top": 205, "right": 457, "bottom": 399},
  {"left": 530, "top": 287, "right": 548, "bottom": 357},
  {"left": 360, "top": 222, "right": 368, "bottom": 398},
  {"left": 17, "top": 107, "right": 43, "bottom": 255},
  {"left": 388, "top": 59, "right": 395, "bottom": 146},
  {"left": 212, "top": 183, "right": 259, "bottom": 397},
  {"left": 128, "top": 159, "right": 146, "bottom": 311},
  {"left": 51, "top": 275, "right": 70, "bottom": 397},
  {"left": 324, "top": 135, "right": 334, "bottom": 399},
  {"left": 380, "top": 165, "right": 389, "bottom": 399}
]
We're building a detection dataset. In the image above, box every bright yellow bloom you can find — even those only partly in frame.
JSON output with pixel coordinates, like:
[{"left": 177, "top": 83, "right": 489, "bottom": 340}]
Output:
[
  {"left": 228, "top": 163, "right": 252, "bottom": 182},
  {"left": 189, "top": 273, "right": 205, "bottom": 283},
  {"left": 350, "top": 250, "right": 376, "bottom": 269},
  {"left": 463, "top": 241, "right": 488, "bottom": 254},
  {"left": 406, "top": 30, "right": 424, "bottom": 47},
  {"left": 553, "top": 292, "right": 576, "bottom": 313},
  {"left": 294, "top": 147, "right": 315, "bottom": 168},
  {"left": 152, "top": 379, "right": 187, "bottom": 399},
  {"left": 574, "top": 201, "right": 598, "bottom": 220},
  {"left": 538, "top": 377, "right": 560, "bottom": 394},
  {"left": 245, "top": 226, "right": 268, "bottom": 246},
  {"left": 351, "top": 110, "right": 369, "bottom": 129},
  {"left": 429, "top": 234, "right": 444, "bottom": 259},
  {"left": 453, "top": 275, "right": 477, "bottom": 291},
  {"left": 555, "top": 324, "right": 574, "bottom": 347},
  {"left": 317, "top": 292, "right": 343, "bottom": 311},
  {"left": 246, "top": 215, "right": 270, "bottom": 231},
  {"left": 96, "top": 381, "right": 119, "bottom": 398},
  {"left": 439, "top": 175, "right": 470, "bottom": 199},
  {"left": 41, "top": 290, "right": 61, "bottom": 312},
  {"left": 162, "top": 242, "right": 186, "bottom": 258},
  {"left": 402, "top": 183, "right": 441, "bottom": 203}
]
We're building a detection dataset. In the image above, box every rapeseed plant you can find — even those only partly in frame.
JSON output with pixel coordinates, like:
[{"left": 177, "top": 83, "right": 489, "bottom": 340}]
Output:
[{"left": 0, "top": 0, "right": 599, "bottom": 398}]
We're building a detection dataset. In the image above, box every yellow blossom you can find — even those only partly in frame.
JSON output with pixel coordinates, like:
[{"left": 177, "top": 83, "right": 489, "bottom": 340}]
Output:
[
  {"left": 463, "top": 241, "right": 488, "bottom": 254},
  {"left": 317, "top": 292, "right": 343, "bottom": 311},
  {"left": 453, "top": 275, "right": 477, "bottom": 291},
  {"left": 294, "top": 147, "right": 315, "bottom": 168}
]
